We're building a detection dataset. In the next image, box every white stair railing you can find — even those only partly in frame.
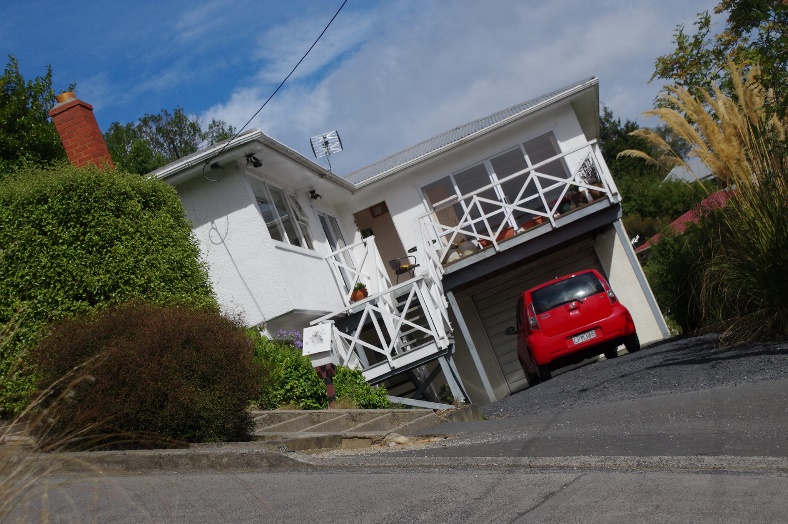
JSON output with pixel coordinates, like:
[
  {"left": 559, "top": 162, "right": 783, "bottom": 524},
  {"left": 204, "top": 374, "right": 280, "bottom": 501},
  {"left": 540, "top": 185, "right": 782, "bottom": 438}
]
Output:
[
  {"left": 310, "top": 277, "right": 452, "bottom": 374},
  {"left": 323, "top": 235, "right": 392, "bottom": 306}
]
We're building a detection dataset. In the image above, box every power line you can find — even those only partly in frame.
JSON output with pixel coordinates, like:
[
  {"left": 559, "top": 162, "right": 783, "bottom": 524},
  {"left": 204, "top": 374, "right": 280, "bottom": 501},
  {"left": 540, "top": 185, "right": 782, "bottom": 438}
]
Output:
[{"left": 205, "top": 0, "right": 349, "bottom": 168}]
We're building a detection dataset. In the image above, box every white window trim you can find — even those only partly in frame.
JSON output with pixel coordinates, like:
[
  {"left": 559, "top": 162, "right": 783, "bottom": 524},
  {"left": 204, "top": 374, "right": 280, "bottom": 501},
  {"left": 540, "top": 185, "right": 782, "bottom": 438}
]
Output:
[{"left": 255, "top": 181, "right": 314, "bottom": 250}]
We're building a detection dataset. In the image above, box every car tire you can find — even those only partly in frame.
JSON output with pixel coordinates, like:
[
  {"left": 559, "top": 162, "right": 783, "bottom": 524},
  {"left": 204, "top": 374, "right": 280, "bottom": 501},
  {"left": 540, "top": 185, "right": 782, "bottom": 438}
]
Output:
[
  {"left": 525, "top": 368, "right": 541, "bottom": 387},
  {"left": 536, "top": 363, "right": 552, "bottom": 381},
  {"left": 603, "top": 346, "right": 619, "bottom": 359},
  {"left": 522, "top": 350, "right": 541, "bottom": 386},
  {"left": 624, "top": 333, "right": 641, "bottom": 353}
]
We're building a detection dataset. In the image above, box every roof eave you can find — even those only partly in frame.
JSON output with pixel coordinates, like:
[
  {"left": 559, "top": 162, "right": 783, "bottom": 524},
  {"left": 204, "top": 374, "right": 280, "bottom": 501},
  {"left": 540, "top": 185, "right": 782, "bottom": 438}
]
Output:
[{"left": 153, "top": 130, "right": 355, "bottom": 192}]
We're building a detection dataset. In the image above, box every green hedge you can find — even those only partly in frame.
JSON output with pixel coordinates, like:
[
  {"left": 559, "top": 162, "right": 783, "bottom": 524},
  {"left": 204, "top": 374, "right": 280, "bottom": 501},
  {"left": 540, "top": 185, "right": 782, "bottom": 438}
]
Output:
[{"left": 0, "top": 162, "right": 216, "bottom": 415}]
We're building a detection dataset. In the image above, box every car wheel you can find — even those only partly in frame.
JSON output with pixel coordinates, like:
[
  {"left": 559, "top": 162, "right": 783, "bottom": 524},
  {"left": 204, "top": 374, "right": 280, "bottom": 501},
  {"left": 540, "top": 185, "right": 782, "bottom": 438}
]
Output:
[
  {"left": 624, "top": 333, "right": 641, "bottom": 353},
  {"left": 521, "top": 350, "right": 541, "bottom": 386},
  {"left": 536, "top": 363, "right": 552, "bottom": 381},
  {"left": 603, "top": 346, "right": 619, "bottom": 359},
  {"left": 525, "top": 368, "right": 541, "bottom": 386}
]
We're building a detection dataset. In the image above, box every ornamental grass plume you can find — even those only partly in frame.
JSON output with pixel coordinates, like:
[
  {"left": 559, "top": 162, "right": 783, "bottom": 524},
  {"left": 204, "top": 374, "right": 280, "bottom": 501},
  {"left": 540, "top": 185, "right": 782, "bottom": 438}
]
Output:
[
  {"left": 0, "top": 312, "right": 103, "bottom": 523},
  {"left": 620, "top": 62, "right": 788, "bottom": 343}
]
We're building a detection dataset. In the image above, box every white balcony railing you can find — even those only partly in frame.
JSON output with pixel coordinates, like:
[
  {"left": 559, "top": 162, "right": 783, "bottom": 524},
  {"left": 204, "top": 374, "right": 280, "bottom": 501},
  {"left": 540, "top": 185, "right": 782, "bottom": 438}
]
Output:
[
  {"left": 418, "top": 141, "right": 619, "bottom": 265},
  {"left": 316, "top": 230, "right": 453, "bottom": 383}
]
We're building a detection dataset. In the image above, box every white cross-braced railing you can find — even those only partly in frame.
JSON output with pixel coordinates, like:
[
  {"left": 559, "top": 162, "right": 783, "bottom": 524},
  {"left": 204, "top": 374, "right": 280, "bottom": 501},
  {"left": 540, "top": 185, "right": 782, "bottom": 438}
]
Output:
[
  {"left": 311, "top": 277, "right": 452, "bottom": 377},
  {"left": 323, "top": 235, "right": 392, "bottom": 306},
  {"left": 418, "top": 141, "right": 618, "bottom": 264}
]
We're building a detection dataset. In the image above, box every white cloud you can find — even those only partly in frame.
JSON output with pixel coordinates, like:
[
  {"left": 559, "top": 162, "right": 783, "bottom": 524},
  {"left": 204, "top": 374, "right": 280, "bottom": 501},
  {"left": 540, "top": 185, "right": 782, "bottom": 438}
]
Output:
[{"left": 202, "top": 0, "right": 720, "bottom": 175}]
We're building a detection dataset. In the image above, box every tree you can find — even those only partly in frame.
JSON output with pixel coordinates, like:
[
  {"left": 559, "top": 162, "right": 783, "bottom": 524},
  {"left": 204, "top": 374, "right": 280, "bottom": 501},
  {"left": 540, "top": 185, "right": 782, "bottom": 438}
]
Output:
[
  {"left": 0, "top": 55, "right": 70, "bottom": 172},
  {"left": 105, "top": 108, "right": 236, "bottom": 174},
  {"left": 653, "top": 2, "right": 788, "bottom": 114}
]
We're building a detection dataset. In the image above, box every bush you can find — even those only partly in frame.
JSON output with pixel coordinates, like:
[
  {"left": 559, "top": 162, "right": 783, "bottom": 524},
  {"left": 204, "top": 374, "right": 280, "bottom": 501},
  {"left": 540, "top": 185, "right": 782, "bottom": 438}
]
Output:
[
  {"left": 0, "top": 162, "right": 216, "bottom": 415},
  {"left": 251, "top": 330, "right": 389, "bottom": 410},
  {"left": 253, "top": 332, "right": 326, "bottom": 410},
  {"left": 334, "top": 366, "right": 390, "bottom": 409},
  {"left": 644, "top": 220, "right": 713, "bottom": 334},
  {"left": 628, "top": 63, "right": 788, "bottom": 342},
  {"left": 31, "top": 304, "right": 262, "bottom": 450}
]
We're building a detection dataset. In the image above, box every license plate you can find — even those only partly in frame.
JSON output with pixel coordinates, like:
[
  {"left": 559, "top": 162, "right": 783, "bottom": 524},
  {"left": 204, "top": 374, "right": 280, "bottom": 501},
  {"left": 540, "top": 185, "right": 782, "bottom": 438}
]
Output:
[{"left": 572, "top": 330, "right": 597, "bottom": 345}]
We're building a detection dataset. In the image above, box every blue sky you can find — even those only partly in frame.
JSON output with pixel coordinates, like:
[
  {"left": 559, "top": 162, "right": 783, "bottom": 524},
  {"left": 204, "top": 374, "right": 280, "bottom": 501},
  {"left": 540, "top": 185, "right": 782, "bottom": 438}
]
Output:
[{"left": 3, "top": 1, "right": 720, "bottom": 174}]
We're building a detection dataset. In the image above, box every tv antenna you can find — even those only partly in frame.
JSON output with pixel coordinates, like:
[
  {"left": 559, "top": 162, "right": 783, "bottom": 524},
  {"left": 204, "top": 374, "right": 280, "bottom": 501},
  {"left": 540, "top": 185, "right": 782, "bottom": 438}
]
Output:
[{"left": 310, "top": 130, "right": 343, "bottom": 172}]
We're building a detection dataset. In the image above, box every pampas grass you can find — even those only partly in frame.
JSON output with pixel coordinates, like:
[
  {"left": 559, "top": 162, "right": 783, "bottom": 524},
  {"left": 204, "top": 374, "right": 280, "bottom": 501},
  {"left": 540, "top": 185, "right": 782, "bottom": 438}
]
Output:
[{"left": 621, "top": 62, "right": 788, "bottom": 343}]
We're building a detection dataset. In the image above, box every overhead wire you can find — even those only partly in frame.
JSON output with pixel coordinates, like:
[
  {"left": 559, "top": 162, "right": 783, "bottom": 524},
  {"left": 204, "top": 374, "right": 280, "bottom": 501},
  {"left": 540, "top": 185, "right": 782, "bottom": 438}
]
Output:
[{"left": 203, "top": 0, "right": 349, "bottom": 173}]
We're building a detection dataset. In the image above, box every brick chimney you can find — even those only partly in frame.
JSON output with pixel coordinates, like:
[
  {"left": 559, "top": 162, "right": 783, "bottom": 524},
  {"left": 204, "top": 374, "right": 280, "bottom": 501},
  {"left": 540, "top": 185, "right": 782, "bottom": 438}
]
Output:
[{"left": 49, "top": 92, "right": 114, "bottom": 169}]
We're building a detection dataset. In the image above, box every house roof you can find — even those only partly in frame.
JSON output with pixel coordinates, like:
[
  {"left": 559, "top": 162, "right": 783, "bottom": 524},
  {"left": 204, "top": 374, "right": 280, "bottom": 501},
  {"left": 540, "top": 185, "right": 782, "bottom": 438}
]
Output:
[
  {"left": 152, "top": 129, "right": 356, "bottom": 191},
  {"left": 343, "top": 77, "right": 599, "bottom": 187},
  {"left": 635, "top": 190, "right": 732, "bottom": 253},
  {"left": 663, "top": 156, "right": 714, "bottom": 183},
  {"left": 153, "top": 78, "right": 599, "bottom": 192}
]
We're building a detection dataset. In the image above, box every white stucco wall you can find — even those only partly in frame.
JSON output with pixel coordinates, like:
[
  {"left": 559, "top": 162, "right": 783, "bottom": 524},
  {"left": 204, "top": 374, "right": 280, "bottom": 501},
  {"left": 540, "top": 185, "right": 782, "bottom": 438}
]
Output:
[
  {"left": 174, "top": 163, "right": 347, "bottom": 328},
  {"left": 176, "top": 166, "right": 292, "bottom": 326},
  {"left": 593, "top": 222, "right": 667, "bottom": 344}
]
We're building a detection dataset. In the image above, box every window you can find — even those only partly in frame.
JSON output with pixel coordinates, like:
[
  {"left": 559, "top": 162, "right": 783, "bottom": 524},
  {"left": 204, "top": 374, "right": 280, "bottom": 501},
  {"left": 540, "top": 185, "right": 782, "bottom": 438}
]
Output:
[
  {"left": 421, "top": 132, "right": 570, "bottom": 231},
  {"left": 256, "top": 182, "right": 313, "bottom": 249},
  {"left": 318, "top": 213, "right": 354, "bottom": 292}
]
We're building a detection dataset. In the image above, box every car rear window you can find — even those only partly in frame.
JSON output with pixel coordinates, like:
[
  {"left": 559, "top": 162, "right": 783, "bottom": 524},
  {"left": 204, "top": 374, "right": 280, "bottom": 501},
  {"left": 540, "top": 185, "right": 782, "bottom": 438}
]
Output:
[{"left": 531, "top": 273, "right": 605, "bottom": 314}]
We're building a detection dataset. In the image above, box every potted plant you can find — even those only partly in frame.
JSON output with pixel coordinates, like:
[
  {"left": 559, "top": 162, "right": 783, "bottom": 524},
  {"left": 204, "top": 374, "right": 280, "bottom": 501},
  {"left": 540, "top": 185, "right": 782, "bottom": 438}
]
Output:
[
  {"left": 577, "top": 155, "right": 605, "bottom": 200},
  {"left": 350, "top": 282, "right": 368, "bottom": 303}
]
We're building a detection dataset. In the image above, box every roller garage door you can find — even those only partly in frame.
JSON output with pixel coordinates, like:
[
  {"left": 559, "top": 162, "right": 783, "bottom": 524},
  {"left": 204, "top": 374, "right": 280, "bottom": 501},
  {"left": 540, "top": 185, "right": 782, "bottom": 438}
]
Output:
[{"left": 470, "top": 237, "right": 604, "bottom": 393}]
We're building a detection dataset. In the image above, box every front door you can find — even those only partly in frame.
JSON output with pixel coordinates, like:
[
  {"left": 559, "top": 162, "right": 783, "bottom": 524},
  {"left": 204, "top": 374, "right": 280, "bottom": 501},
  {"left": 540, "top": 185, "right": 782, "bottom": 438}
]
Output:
[{"left": 353, "top": 202, "right": 408, "bottom": 283}]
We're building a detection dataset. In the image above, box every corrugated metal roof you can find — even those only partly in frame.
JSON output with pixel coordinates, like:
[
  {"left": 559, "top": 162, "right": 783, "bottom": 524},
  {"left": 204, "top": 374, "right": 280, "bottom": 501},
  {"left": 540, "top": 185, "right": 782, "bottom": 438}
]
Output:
[{"left": 344, "top": 77, "right": 597, "bottom": 186}]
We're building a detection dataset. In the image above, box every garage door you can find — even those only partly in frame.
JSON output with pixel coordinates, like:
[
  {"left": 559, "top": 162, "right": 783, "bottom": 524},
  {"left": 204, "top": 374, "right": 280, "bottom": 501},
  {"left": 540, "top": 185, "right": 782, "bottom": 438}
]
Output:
[{"left": 470, "top": 237, "right": 604, "bottom": 393}]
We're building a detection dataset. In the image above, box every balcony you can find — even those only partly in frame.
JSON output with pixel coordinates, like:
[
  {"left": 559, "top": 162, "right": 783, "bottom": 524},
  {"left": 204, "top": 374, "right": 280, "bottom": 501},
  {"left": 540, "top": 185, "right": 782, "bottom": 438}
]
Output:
[{"left": 417, "top": 140, "right": 619, "bottom": 272}]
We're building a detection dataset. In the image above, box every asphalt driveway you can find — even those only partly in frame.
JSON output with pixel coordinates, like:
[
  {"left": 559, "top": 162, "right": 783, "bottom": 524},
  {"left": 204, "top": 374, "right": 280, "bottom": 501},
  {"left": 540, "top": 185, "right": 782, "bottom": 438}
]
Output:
[{"left": 401, "top": 334, "right": 788, "bottom": 458}]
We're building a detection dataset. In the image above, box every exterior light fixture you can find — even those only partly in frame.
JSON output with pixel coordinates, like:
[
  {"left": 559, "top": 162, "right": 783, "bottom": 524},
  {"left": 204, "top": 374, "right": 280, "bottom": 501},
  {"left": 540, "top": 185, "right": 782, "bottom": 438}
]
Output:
[
  {"left": 245, "top": 154, "right": 263, "bottom": 168},
  {"left": 309, "top": 189, "right": 322, "bottom": 200}
]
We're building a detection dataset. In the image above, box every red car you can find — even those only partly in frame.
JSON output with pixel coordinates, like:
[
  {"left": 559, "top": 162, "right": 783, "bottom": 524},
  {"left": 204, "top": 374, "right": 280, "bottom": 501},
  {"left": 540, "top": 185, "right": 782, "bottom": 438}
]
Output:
[{"left": 506, "top": 269, "right": 639, "bottom": 385}]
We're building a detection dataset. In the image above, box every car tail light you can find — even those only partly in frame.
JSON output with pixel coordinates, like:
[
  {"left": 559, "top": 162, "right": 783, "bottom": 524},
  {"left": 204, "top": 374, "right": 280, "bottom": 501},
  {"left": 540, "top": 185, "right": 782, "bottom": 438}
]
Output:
[
  {"left": 607, "top": 289, "right": 618, "bottom": 304},
  {"left": 527, "top": 303, "right": 540, "bottom": 331}
]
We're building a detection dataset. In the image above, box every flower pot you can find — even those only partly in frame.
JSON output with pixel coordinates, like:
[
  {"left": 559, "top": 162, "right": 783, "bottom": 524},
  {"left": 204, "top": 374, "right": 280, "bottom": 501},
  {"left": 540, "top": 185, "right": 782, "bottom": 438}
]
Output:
[
  {"left": 350, "top": 288, "right": 368, "bottom": 303},
  {"left": 588, "top": 189, "right": 605, "bottom": 200}
]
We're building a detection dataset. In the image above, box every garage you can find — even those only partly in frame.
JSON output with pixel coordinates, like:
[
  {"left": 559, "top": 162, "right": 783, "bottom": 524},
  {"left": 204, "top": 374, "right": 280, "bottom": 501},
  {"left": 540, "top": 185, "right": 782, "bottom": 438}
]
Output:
[{"left": 466, "top": 236, "right": 605, "bottom": 393}]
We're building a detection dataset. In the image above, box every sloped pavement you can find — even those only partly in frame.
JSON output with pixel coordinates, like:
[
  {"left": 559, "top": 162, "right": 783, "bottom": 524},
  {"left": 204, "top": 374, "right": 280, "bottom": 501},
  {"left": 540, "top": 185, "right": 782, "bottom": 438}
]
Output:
[{"left": 25, "top": 405, "right": 482, "bottom": 474}]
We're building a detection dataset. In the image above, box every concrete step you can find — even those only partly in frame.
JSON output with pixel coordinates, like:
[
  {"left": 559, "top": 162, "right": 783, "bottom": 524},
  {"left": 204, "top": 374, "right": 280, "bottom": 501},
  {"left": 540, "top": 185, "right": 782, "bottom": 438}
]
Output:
[
  {"left": 250, "top": 408, "right": 439, "bottom": 435},
  {"left": 248, "top": 406, "right": 482, "bottom": 452}
]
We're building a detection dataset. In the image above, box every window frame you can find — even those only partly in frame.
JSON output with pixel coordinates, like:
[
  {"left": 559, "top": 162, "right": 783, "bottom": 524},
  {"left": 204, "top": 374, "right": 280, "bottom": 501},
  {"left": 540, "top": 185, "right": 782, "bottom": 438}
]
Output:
[
  {"left": 255, "top": 181, "right": 314, "bottom": 250},
  {"left": 421, "top": 131, "right": 570, "bottom": 233}
]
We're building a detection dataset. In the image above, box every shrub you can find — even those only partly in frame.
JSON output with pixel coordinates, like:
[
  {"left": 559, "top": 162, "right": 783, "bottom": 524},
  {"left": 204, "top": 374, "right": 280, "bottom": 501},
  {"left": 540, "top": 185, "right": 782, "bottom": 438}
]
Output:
[
  {"left": 31, "top": 304, "right": 262, "bottom": 450},
  {"left": 334, "top": 366, "right": 390, "bottom": 409},
  {"left": 251, "top": 330, "right": 389, "bottom": 410},
  {"left": 0, "top": 162, "right": 216, "bottom": 414},
  {"left": 644, "top": 219, "right": 715, "bottom": 334}
]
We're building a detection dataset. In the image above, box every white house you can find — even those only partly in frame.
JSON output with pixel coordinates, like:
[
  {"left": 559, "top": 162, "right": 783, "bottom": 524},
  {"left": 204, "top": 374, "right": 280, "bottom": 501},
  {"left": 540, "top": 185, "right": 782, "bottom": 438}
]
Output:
[{"left": 152, "top": 78, "right": 669, "bottom": 406}]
